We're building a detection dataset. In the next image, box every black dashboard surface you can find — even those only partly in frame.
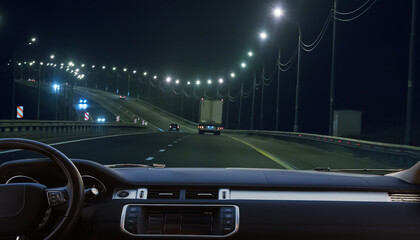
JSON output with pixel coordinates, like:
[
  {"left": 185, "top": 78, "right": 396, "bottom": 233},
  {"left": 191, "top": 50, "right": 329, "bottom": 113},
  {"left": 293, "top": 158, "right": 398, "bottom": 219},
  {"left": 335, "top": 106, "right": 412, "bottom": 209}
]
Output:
[
  {"left": 1, "top": 158, "right": 420, "bottom": 240},
  {"left": 1, "top": 158, "right": 418, "bottom": 191}
]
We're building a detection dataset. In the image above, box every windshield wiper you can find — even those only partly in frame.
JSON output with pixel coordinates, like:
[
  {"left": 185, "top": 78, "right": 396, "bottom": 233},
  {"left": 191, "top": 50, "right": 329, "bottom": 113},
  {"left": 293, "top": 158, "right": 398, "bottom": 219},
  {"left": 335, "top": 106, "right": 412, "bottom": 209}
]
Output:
[
  {"left": 105, "top": 163, "right": 166, "bottom": 168},
  {"left": 312, "top": 167, "right": 404, "bottom": 174}
]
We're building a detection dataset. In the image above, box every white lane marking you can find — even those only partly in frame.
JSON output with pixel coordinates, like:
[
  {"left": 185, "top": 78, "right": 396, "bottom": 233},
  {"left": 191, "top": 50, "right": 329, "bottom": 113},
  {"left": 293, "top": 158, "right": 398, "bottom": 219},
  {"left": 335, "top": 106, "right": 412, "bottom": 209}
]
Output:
[
  {"left": 159, "top": 149, "right": 166, "bottom": 152},
  {"left": 145, "top": 157, "right": 154, "bottom": 161},
  {"left": 168, "top": 144, "right": 173, "bottom": 147},
  {"left": 174, "top": 141, "right": 178, "bottom": 144},
  {"left": 0, "top": 132, "right": 155, "bottom": 155}
]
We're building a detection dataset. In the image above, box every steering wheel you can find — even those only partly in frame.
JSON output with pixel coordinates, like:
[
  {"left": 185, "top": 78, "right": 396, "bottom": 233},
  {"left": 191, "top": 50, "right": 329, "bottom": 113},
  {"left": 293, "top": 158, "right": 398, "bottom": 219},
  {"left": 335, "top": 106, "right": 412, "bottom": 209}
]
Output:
[{"left": 0, "top": 139, "right": 84, "bottom": 239}]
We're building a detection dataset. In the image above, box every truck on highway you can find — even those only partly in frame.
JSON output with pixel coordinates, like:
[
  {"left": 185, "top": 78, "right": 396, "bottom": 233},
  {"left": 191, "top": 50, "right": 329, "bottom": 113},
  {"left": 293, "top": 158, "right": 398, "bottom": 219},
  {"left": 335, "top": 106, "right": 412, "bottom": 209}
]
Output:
[{"left": 198, "top": 99, "right": 224, "bottom": 135}]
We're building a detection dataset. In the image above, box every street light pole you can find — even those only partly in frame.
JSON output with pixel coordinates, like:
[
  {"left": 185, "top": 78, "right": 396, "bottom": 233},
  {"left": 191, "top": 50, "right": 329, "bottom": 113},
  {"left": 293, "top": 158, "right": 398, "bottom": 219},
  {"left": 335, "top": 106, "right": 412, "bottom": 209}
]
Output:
[
  {"left": 329, "top": 0, "right": 338, "bottom": 136},
  {"left": 226, "top": 88, "right": 230, "bottom": 129},
  {"left": 37, "top": 64, "right": 42, "bottom": 120},
  {"left": 147, "top": 78, "right": 152, "bottom": 102},
  {"left": 405, "top": 0, "right": 418, "bottom": 145},
  {"left": 105, "top": 70, "right": 109, "bottom": 91},
  {"left": 293, "top": 28, "right": 302, "bottom": 132},
  {"left": 127, "top": 73, "right": 130, "bottom": 96},
  {"left": 260, "top": 65, "right": 265, "bottom": 130},
  {"left": 237, "top": 83, "right": 243, "bottom": 129},
  {"left": 250, "top": 72, "right": 256, "bottom": 130},
  {"left": 55, "top": 89, "right": 58, "bottom": 120},
  {"left": 275, "top": 48, "right": 281, "bottom": 131},
  {"left": 180, "top": 86, "right": 184, "bottom": 117},
  {"left": 192, "top": 88, "right": 196, "bottom": 122}
]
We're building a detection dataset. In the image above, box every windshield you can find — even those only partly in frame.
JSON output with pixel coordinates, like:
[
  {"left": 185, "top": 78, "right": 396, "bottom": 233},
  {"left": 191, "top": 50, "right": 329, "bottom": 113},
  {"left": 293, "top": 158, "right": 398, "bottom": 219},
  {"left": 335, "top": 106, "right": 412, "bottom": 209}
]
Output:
[{"left": 0, "top": 0, "right": 419, "bottom": 173}]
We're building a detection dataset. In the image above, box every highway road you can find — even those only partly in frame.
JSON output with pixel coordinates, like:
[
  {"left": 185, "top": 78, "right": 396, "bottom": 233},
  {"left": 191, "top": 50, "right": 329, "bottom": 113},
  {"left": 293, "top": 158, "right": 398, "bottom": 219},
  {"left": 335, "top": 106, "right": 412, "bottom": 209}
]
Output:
[{"left": 0, "top": 88, "right": 397, "bottom": 170}]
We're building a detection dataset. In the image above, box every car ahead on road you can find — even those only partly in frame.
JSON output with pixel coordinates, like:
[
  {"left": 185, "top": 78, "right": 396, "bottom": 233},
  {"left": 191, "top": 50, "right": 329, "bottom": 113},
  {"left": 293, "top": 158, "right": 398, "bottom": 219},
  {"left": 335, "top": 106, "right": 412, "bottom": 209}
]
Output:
[
  {"left": 169, "top": 123, "right": 179, "bottom": 131},
  {"left": 119, "top": 95, "right": 126, "bottom": 100}
]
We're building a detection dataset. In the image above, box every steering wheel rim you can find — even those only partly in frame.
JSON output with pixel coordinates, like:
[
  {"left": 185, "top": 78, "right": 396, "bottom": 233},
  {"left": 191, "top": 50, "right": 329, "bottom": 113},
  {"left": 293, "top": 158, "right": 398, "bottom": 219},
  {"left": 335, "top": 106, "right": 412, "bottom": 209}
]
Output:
[{"left": 0, "top": 138, "right": 84, "bottom": 239}]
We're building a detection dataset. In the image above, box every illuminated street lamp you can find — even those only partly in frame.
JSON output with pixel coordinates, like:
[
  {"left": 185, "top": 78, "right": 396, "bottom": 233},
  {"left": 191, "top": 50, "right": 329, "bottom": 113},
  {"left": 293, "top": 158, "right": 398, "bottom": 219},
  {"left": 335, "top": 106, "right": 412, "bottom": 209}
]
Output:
[
  {"left": 175, "top": 79, "right": 180, "bottom": 84},
  {"left": 273, "top": 7, "right": 284, "bottom": 18},
  {"left": 133, "top": 70, "right": 137, "bottom": 74},
  {"left": 166, "top": 77, "right": 171, "bottom": 83},
  {"left": 112, "top": 67, "right": 116, "bottom": 71},
  {"left": 123, "top": 68, "right": 127, "bottom": 72},
  {"left": 31, "top": 37, "right": 36, "bottom": 42},
  {"left": 259, "top": 31, "right": 268, "bottom": 40},
  {"left": 248, "top": 51, "right": 253, "bottom": 57},
  {"left": 92, "top": 65, "right": 95, "bottom": 68},
  {"left": 241, "top": 62, "right": 246, "bottom": 68},
  {"left": 50, "top": 54, "right": 55, "bottom": 59},
  {"left": 102, "top": 65, "right": 106, "bottom": 69},
  {"left": 52, "top": 84, "right": 60, "bottom": 91},
  {"left": 143, "top": 71, "right": 148, "bottom": 76},
  {"left": 196, "top": 80, "right": 201, "bottom": 85},
  {"left": 68, "top": 61, "right": 74, "bottom": 67},
  {"left": 207, "top": 79, "right": 212, "bottom": 85},
  {"left": 81, "top": 64, "right": 85, "bottom": 68},
  {"left": 230, "top": 72, "right": 235, "bottom": 78},
  {"left": 153, "top": 75, "right": 157, "bottom": 79},
  {"left": 218, "top": 78, "right": 224, "bottom": 84},
  {"left": 187, "top": 81, "right": 191, "bottom": 85}
]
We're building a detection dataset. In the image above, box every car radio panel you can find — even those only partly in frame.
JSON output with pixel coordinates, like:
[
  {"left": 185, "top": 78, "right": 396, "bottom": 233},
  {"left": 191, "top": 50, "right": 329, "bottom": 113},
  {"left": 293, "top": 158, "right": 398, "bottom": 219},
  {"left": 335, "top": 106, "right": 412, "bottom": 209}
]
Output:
[{"left": 121, "top": 204, "right": 239, "bottom": 237}]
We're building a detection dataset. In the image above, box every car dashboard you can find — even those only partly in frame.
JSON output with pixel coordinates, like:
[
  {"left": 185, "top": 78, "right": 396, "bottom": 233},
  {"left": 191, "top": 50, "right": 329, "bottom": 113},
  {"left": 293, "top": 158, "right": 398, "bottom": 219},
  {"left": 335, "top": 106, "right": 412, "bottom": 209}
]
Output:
[{"left": 1, "top": 158, "right": 420, "bottom": 240}]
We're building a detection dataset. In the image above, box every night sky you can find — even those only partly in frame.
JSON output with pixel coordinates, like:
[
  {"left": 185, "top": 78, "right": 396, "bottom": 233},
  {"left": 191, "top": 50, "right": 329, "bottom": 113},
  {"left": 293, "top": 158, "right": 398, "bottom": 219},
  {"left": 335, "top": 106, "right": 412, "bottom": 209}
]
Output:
[{"left": 0, "top": 0, "right": 419, "bottom": 143}]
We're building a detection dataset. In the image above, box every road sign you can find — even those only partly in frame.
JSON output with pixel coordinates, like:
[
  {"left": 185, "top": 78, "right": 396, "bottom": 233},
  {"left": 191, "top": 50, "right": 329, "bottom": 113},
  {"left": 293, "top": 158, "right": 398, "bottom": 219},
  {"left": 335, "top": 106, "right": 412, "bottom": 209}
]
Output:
[
  {"left": 16, "top": 106, "right": 23, "bottom": 119},
  {"left": 134, "top": 118, "right": 138, "bottom": 124},
  {"left": 84, "top": 112, "right": 90, "bottom": 121},
  {"left": 116, "top": 116, "right": 120, "bottom": 122}
]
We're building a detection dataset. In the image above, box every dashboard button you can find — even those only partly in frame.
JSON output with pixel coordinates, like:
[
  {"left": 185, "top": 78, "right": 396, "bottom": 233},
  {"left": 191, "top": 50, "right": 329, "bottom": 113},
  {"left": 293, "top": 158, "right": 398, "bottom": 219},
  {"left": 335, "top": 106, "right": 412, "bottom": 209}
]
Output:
[
  {"left": 125, "top": 224, "right": 137, "bottom": 233},
  {"left": 118, "top": 191, "right": 130, "bottom": 198},
  {"left": 127, "top": 217, "right": 137, "bottom": 224},
  {"left": 223, "top": 219, "right": 234, "bottom": 226},
  {"left": 127, "top": 206, "right": 141, "bottom": 212},
  {"left": 127, "top": 212, "right": 139, "bottom": 218},
  {"left": 221, "top": 207, "right": 233, "bottom": 213}
]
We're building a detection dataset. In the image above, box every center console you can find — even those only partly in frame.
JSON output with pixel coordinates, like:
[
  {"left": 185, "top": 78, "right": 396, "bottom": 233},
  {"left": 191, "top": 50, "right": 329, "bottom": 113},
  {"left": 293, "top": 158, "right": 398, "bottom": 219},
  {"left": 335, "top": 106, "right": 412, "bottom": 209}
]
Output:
[{"left": 120, "top": 204, "right": 239, "bottom": 237}]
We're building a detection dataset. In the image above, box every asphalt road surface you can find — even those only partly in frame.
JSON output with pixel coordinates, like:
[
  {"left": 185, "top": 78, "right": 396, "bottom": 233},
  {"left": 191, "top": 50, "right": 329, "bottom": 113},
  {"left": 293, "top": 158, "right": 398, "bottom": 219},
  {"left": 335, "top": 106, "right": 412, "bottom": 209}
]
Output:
[{"left": 0, "top": 88, "right": 396, "bottom": 170}]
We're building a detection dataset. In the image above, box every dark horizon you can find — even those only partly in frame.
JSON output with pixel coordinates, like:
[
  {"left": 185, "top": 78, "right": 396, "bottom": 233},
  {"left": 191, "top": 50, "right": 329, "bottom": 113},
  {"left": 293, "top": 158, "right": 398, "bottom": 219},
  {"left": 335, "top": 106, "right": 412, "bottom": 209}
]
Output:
[{"left": 0, "top": 0, "right": 419, "bottom": 142}]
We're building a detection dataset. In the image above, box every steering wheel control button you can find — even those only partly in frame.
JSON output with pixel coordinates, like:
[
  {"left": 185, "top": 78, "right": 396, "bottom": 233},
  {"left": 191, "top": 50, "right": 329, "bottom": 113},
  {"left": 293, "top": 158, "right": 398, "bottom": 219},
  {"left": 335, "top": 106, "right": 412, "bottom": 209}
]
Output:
[
  {"left": 47, "top": 191, "right": 65, "bottom": 206},
  {"left": 118, "top": 191, "right": 130, "bottom": 198}
]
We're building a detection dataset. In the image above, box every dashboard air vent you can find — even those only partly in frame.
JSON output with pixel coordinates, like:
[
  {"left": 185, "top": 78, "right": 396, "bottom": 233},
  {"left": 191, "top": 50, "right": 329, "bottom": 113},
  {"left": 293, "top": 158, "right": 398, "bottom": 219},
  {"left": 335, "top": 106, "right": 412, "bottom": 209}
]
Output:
[
  {"left": 389, "top": 193, "right": 420, "bottom": 202},
  {"left": 186, "top": 189, "right": 219, "bottom": 199},
  {"left": 147, "top": 189, "right": 180, "bottom": 199}
]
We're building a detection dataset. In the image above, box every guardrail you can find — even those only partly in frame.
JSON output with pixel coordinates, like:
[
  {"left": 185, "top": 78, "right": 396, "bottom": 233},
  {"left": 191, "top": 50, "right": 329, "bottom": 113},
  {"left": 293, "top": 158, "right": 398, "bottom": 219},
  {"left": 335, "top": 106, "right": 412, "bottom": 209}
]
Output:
[
  {"left": 0, "top": 120, "right": 146, "bottom": 137},
  {"left": 223, "top": 129, "right": 420, "bottom": 168}
]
